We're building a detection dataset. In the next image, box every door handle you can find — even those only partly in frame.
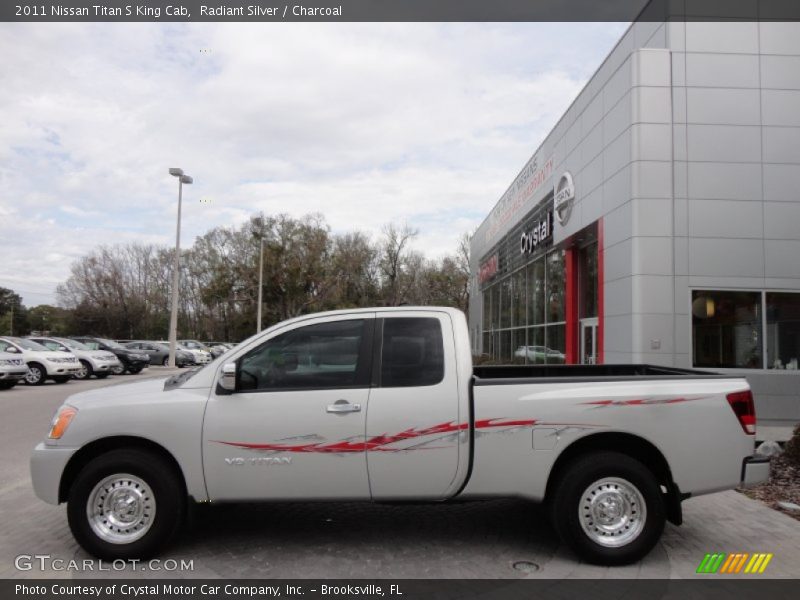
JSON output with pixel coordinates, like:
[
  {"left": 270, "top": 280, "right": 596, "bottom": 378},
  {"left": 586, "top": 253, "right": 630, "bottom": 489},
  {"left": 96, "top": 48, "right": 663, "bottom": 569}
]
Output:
[{"left": 327, "top": 400, "right": 361, "bottom": 413}]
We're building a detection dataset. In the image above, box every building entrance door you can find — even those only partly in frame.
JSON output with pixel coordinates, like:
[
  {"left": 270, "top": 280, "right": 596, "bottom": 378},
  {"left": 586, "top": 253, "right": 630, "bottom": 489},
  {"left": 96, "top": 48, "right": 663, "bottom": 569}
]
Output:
[{"left": 580, "top": 317, "right": 598, "bottom": 364}]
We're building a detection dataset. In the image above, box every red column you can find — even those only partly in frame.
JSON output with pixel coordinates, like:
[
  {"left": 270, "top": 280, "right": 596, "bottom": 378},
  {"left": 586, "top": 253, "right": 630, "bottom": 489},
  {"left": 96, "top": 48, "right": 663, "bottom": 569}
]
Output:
[
  {"left": 565, "top": 247, "right": 579, "bottom": 364},
  {"left": 597, "top": 218, "right": 605, "bottom": 364}
]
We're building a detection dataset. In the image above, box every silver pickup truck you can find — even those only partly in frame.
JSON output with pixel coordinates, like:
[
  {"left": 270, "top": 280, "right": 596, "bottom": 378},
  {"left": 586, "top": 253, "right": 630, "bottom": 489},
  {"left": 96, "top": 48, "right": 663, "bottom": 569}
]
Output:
[{"left": 30, "top": 307, "right": 769, "bottom": 565}]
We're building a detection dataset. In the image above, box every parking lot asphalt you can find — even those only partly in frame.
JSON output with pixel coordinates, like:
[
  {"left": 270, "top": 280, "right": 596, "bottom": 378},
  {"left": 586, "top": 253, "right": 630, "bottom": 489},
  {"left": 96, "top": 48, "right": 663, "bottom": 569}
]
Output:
[{"left": 2, "top": 371, "right": 799, "bottom": 579}]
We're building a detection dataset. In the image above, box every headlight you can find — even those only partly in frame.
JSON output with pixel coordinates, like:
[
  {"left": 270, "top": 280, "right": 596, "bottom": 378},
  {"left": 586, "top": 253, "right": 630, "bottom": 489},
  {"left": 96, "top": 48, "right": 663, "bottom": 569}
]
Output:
[{"left": 48, "top": 406, "right": 77, "bottom": 439}]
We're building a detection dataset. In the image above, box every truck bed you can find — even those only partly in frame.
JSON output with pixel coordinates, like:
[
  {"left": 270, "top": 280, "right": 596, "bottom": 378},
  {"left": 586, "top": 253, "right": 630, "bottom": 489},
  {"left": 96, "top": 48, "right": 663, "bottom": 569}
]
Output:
[{"left": 473, "top": 363, "right": 726, "bottom": 383}]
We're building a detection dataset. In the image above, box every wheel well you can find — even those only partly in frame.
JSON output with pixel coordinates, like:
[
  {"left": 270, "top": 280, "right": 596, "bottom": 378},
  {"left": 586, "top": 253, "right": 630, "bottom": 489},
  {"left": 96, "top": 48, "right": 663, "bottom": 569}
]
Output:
[
  {"left": 545, "top": 432, "right": 684, "bottom": 525},
  {"left": 58, "top": 436, "right": 186, "bottom": 504}
]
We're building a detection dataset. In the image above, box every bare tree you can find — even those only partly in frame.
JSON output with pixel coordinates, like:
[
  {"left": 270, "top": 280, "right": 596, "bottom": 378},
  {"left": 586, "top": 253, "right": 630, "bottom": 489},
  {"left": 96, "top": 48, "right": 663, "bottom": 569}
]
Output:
[{"left": 379, "top": 223, "right": 418, "bottom": 306}]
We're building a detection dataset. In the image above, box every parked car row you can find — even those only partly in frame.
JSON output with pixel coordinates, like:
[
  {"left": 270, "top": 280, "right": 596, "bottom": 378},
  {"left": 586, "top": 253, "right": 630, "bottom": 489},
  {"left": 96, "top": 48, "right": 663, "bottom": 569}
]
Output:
[
  {"left": 0, "top": 334, "right": 239, "bottom": 390},
  {"left": 121, "top": 339, "right": 236, "bottom": 365},
  {"left": 0, "top": 335, "right": 149, "bottom": 388}
]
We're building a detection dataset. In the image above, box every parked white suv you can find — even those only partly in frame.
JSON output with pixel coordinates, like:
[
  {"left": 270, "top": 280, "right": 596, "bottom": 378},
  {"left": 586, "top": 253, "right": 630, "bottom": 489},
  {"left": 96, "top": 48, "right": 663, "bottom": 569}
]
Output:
[
  {"left": 28, "top": 337, "right": 120, "bottom": 380},
  {"left": 177, "top": 341, "right": 212, "bottom": 365},
  {"left": 0, "top": 351, "right": 28, "bottom": 389},
  {"left": 0, "top": 336, "right": 81, "bottom": 385}
]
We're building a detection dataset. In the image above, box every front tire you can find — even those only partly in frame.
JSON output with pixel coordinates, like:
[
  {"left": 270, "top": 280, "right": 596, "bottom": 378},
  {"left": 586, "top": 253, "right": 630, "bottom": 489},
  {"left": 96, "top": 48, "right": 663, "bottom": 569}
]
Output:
[
  {"left": 53, "top": 376, "right": 71, "bottom": 384},
  {"left": 550, "top": 451, "right": 665, "bottom": 565},
  {"left": 24, "top": 363, "right": 46, "bottom": 385},
  {"left": 67, "top": 449, "right": 185, "bottom": 560},
  {"left": 74, "top": 360, "right": 93, "bottom": 380},
  {"left": 95, "top": 372, "right": 110, "bottom": 379},
  {"left": 0, "top": 380, "right": 18, "bottom": 389}
]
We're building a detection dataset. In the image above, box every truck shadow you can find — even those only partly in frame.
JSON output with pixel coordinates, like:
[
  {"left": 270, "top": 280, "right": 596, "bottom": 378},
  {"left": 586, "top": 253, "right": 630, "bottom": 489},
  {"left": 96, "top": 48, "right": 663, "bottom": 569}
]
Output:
[{"left": 176, "top": 498, "right": 560, "bottom": 578}]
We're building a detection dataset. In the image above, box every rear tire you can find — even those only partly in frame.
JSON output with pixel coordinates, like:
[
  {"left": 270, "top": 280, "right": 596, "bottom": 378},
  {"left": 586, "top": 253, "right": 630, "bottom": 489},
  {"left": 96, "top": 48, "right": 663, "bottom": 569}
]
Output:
[
  {"left": 111, "top": 364, "right": 125, "bottom": 375},
  {"left": 162, "top": 357, "right": 170, "bottom": 367},
  {"left": 95, "top": 373, "right": 110, "bottom": 379},
  {"left": 53, "top": 376, "right": 71, "bottom": 384},
  {"left": 67, "top": 448, "right": 185, "bottom": 560},
  {"left": 128, "top": 367, "right": 143, "bottom": 375},
  {"left": 549, "top": 451, "right": 665, "bottom": 565},
  {"left": 24, "top": 363, "right": 46, "bottom": 386}
]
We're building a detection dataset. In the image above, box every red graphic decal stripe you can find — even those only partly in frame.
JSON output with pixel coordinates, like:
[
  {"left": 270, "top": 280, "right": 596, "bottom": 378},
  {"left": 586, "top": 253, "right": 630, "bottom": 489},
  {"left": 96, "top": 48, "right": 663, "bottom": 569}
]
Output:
[
  {"left": 215, "top": 417, "right": 538, "bottom": 454},
  {"left": 581, "top": 395, "right": 713, "bottom": 407}
]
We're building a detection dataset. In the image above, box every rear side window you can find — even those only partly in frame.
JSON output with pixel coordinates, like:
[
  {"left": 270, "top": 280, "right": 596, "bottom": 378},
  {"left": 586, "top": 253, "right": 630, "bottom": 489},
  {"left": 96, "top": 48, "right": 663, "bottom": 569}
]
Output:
[{"left": 381, "top": 317, "right": 444, "bottom": 387}]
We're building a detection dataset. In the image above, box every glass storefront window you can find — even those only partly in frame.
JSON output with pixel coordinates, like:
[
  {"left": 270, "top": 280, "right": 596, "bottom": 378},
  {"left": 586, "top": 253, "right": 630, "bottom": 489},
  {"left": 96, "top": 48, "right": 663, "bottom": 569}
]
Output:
[
  {"left": 545, "top": 324, "right": 566, "bottom": 364},
  {"left": 766, "top": 293, "right": 800, "bottom": 370},
  {"left": 482, "top": 290, "right": 491, "bottom": 330},
  {"left": 500, "top": 278, "right": 512, "bottom": 329},
  {"left": 523, "top": 327, "right": 546, "bottom": 364},
  {"left": 546, "top": 250, "right": 566, "bottom": 323},
  {"left": 527, "top": 260, "right": 545, "bottom": 326},
  {"left": 511, "top": 329, "right": 526, "bottom": 364},
  {"left": 499, "top": 330, "right": 511, "bottom": 363},
  {"left": 491, "top": 284, "right": 501, "bottom": 330},
  {"left": 692, "top": 290, "right": 762, "bottom": 369},
  {"left": 481, "top": 332, "right": 492, "bottom": 359},
  {"left": 512, "top": 269, "right": 526, "bottom": 328}
]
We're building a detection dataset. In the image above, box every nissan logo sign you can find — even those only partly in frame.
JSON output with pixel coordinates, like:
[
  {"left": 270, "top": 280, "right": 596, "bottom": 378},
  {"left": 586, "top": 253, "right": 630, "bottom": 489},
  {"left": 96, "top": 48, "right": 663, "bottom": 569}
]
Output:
[{"left": 554, "top": 171, "right": 575, "bottom": 225}]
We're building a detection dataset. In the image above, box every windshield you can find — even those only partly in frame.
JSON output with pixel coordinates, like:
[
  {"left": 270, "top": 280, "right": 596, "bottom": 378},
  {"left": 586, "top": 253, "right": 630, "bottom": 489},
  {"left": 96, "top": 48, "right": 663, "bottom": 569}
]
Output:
[
  {"left": 8, "top": 337, "right": 49, "bottom": 351},
  {"left": 56, "top": 338, "right": 90, "bottom": 351}
]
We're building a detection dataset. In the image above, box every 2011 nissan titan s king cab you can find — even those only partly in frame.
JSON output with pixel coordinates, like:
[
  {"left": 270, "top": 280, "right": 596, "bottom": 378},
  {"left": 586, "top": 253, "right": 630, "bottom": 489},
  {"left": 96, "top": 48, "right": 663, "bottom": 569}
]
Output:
[{"left": 30, "top": 307, "right": 769, "bottom": 564}]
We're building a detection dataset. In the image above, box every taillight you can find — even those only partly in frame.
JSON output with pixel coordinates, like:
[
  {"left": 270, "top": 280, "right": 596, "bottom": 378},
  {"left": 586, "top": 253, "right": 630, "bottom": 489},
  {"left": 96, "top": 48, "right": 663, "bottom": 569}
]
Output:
[{"left": 727, "top": 390, "right": 756, "bottom": 435}]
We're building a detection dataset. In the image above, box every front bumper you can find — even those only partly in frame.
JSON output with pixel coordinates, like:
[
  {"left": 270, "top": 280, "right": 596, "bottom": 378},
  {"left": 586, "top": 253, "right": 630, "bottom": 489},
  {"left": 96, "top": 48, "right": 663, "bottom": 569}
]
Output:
[
  {"left": 741, "top": 455, "right": 771, "bottom": 488},
  {"left": 0, "top": 368, "right": 28, "bottom": 380},
  {"left": 91, "top": 359, "right": 120, "bottom": 372},
  {"left": 122, "top": 358, "right": 150, "bottom": 369},
  {"left": 46, "top": 364, "right": 82, "bottom": 376},
  {"left": 30, "top": 443, "right": 78, "bottom": 505}
]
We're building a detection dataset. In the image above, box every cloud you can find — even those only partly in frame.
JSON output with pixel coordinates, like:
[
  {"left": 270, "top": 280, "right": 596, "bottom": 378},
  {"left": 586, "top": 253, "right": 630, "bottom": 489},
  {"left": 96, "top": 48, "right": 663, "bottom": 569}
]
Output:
[{"left": 0, "top": 22, "right": 628, "bottom": 306}]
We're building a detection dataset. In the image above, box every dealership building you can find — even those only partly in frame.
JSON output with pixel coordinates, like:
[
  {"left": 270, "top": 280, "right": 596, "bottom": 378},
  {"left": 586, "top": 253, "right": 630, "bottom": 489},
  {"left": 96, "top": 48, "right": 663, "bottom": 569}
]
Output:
[{"left": 468, "top": 20, "right": 800, "bottom": 437}]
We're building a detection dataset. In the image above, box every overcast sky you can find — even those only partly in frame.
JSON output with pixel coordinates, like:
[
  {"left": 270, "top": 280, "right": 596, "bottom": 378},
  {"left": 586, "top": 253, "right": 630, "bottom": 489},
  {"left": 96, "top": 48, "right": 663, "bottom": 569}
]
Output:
[{"left": 0, "top": 22, "right": 628, "bottom": 307}]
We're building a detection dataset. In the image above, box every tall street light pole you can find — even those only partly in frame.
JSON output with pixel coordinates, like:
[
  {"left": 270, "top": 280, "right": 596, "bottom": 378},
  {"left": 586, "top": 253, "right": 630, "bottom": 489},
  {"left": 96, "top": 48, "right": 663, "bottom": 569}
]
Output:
[
  {"left": 257, "top": 236, "right": 264, "bottom": 333},
  {"left": 168, "top": 168, "right": 192, "bottom": 368}
]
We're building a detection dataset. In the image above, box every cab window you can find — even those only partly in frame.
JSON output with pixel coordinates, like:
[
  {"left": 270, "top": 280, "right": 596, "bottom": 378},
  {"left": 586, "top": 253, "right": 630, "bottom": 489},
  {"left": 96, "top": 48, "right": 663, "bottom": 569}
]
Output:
[
  {"left": 380, "top": 317, "right": 445, "bottom": 388},
  {"left": 238, "top": 319, "right": 372, "bottom": 392}
]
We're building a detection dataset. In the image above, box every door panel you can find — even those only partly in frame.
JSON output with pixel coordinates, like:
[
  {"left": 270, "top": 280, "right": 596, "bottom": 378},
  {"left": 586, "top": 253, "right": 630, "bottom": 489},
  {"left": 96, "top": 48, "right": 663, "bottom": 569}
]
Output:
[
  {"left": 366, "top": 312, "right": 462, "bottom": 500},
  {"left": 203, "top": 315, "right": 374, "bottom": 501},
  {"left": 580, "top": 318, "right": 598, "bottom": 365}
]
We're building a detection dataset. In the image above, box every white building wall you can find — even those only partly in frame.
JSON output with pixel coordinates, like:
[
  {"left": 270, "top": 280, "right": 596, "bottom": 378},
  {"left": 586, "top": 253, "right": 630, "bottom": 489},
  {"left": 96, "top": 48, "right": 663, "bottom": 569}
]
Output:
[
  {"left": 469, "top": 19, "right": 800, "bottom": 431},
  {"left": 667, "top": 21, "right": 800, "bottom": 427}
]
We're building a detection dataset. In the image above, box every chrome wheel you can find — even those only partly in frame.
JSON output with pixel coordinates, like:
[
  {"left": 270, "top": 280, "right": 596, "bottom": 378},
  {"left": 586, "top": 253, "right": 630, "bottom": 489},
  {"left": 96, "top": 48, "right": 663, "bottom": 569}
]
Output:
[
  {"left": 579, "top": 477, "right": 646, "bottom": 548},
  {"left": 86, "top": 474, "right": 156, "bottom": 545},
  {"left": 111, "top": 364, "right": 125, "bottom": 375},
  {"left": 75, "top": 361, "right": 90, "bottom": 380},
  {"left": 25, "top": 365, "right": 43, "bottom": 385}
]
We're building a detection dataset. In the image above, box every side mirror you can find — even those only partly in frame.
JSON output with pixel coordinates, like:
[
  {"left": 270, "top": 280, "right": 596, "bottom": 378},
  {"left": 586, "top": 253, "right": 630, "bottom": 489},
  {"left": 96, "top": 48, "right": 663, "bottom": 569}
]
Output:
[
  {"left": 219, "top": 362, "right": 237, "bottom": 392},
  {"left": 6, "top": 346, "right": 19, "bottom": 353}
]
